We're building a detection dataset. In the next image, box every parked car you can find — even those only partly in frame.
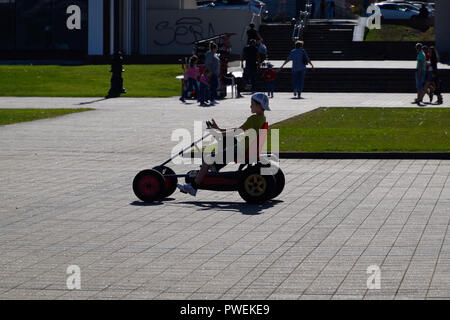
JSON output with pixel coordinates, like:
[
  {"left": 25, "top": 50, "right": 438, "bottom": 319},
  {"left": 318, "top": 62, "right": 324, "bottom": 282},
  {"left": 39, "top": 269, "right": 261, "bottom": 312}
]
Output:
[
  {"left": 375, "top": 2, "right": 420, "bottom": 21},
  {"left": 198, "top": 0, "right": 266, "bottom": 15},
  {"left": 384, "top": 1, "right": 435, "bottom": 16},
  {"left": 196, "top": 0, "right": 214, "bottom": 5}
]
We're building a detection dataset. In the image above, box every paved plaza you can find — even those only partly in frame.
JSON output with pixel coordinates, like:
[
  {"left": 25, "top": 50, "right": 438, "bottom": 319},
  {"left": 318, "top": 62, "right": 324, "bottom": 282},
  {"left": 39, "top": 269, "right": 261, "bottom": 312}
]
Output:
[{"left": 0, "top": 93, "right": 449, "bottom": 300}]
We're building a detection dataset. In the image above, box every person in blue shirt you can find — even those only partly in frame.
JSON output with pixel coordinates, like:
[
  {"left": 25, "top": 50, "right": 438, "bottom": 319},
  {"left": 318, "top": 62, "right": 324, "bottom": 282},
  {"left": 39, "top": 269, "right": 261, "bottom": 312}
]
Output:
[
  {"left": 278, "top": 40, "right": 314, "bottom": 99},
  {"left": 415, "top": 43, "right": 427, "bottom": 104}
]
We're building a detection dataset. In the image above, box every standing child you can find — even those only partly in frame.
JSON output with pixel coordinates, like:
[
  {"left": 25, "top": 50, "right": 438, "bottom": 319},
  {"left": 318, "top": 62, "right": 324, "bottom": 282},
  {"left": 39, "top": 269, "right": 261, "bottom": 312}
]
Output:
[
  {"left": 199, "top": 69, "right": 210, "bottom": 107},
  {"left": 263, "top": 63, "right": 276, "bottom": 98},
  {"left": 180, "top": 55, "right": 200, "bottom": 103}
]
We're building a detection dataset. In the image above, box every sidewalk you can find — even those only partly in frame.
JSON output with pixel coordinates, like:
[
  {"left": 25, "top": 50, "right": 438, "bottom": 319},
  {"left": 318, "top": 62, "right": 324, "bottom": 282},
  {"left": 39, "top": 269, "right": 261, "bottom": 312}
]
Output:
[{"left": 0, "top": 94, "right": 449, "bottom": 300}]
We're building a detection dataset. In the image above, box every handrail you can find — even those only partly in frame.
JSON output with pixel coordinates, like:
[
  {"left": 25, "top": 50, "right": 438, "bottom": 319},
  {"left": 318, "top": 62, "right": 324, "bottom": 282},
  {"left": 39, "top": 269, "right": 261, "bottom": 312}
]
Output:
[
  {"left": 242, "top": 3, "right": 265, "bottom": 42},
  {"left": 292, "top": 3, "right": 312, "bottom": 41},
  {"left": 193, "top": 33, "right": 236, "bottom": 45}
]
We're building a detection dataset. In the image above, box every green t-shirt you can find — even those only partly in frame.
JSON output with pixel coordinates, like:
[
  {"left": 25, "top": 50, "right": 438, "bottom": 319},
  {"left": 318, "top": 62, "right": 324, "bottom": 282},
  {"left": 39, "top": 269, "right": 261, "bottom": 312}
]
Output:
[
  {"left": 417, "top": 51, "right": 426, "bottom": 73},
  {"left": 202, "top": 114, "right": 267, "bottom": 155},
  {"left": 241, "top": 114, "right": 266, "bottom": 132},
  {"left": 239, "top": 114, "right": 267, "bottom": 152}
]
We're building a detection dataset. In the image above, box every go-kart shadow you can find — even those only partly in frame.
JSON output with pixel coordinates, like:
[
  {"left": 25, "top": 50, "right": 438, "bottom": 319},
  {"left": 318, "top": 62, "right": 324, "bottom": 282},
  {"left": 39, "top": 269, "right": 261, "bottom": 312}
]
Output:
[
  {"left": 179, "top": 200, "right": 283, "bottom": 215},
  {"left": 130, "top": 198, "right": 176, "bottom": 206}
]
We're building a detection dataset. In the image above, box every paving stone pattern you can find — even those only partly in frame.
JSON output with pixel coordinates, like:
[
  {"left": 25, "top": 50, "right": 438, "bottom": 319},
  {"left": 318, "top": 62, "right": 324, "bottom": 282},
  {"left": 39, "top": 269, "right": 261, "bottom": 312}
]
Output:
[{"left": 0, "top": 94, "right": 449, "bottom": 299}]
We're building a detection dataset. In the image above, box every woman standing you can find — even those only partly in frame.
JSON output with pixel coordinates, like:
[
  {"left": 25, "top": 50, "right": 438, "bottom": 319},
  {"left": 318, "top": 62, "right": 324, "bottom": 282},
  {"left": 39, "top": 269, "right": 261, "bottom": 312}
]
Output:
[{"left": 278, "top": 40, "right": 314, "bottom": 99}]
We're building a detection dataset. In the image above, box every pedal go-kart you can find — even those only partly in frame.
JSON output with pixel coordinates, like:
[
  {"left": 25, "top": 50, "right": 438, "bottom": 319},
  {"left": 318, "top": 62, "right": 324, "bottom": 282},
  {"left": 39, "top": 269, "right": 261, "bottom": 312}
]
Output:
[{"left": 133, "top": 121, "right": 285, "bottom": 204}]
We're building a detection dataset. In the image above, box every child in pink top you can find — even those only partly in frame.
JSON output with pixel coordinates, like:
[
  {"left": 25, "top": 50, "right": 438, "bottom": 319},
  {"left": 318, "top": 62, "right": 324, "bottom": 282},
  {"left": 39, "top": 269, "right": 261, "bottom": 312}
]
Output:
[{"left": 180, "top": 55, "right": 200, "bottom": 103}]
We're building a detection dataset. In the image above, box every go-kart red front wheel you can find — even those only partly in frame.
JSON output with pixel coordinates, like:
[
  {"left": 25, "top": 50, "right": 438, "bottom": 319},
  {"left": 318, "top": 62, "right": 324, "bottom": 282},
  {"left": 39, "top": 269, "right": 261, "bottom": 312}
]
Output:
[
  {"left": 153, "top": 166, "right": 178, "bottom": 199},
  {"left": 133, "top": 169, "right": 166, "bottom": 202}
]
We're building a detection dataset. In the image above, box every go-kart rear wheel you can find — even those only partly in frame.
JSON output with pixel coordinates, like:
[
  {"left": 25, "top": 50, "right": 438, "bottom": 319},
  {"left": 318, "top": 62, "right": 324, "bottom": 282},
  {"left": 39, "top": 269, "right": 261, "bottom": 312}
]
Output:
[
  {"left": 238, "top": 167, "right": 276, "bottom": 204},
  {"left": 271, "top": 168, "right": 285, "bottom": 200},
  {"left": 133, "top": 169, "right": 166, "bottom": 202},
  {"left": 153, "top": 166, "right": 178, "bottom": 198}
]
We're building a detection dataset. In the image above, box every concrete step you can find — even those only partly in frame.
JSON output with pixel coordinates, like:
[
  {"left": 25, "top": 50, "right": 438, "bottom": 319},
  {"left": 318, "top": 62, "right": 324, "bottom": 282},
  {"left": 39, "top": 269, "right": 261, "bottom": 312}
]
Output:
[{"left": 241, "top": 68, "right": 450, "bottom": 93}]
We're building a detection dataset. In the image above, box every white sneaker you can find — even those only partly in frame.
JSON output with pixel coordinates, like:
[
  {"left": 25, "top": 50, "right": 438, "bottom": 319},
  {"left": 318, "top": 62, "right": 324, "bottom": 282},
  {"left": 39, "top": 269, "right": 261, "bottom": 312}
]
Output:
[{"left": 177, "top": 183, "right": 197, "bottom": 196}]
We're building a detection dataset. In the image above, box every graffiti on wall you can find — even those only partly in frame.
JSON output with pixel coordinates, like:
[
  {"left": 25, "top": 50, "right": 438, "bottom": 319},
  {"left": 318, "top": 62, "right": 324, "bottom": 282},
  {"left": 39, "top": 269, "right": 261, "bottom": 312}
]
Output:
[{"left": 153, "top": 17, "right": 216, "bottom": 46}]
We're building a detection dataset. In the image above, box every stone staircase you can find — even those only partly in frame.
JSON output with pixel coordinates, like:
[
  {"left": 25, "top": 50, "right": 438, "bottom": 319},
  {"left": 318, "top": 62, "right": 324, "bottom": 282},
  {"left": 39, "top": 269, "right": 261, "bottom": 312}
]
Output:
[
  {"left": 254, "top": 22, "right": 448, "bottom": 93},
  {"left": 260, "top": 22, "right": 433, "bottom": 61},
  {"left": 260, "top": 22, "right": 358, "bottom": 61}
]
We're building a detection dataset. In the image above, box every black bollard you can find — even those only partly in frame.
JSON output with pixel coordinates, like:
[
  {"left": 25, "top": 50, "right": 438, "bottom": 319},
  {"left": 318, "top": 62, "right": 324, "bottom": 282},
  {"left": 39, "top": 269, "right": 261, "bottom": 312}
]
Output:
[{"left": 106, "top": 51, "right": 126, "bottom": 98}]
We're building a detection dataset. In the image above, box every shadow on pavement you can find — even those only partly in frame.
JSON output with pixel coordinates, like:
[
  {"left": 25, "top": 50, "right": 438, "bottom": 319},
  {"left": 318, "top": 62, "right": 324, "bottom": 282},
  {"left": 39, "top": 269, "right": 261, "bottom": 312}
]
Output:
[
  {"left": 129, "top": 198, "right": 176, "bottom": 206},
  {"left": 77, "top": 98, "right": 108, "bottom": 105},
  {"left": 177, "top": 200, "right": 283, "bottom": 215}
]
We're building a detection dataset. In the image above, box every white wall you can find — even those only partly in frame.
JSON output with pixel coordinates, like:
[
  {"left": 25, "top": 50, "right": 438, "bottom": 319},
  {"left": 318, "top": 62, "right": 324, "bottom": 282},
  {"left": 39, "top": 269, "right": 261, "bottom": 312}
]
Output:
[{"left": 147, "top": 9, "right": 256, "bottom": 55}]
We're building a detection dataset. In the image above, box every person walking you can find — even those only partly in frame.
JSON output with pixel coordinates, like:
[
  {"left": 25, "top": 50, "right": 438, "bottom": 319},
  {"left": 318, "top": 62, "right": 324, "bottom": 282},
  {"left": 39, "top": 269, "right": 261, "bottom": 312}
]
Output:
[
  {"left": 204, "top": 42, "right": 221, "bottom": 105},
  {"left": 423, "top": 46, "right": 434, "bottom": 95},
  {"left": 241, "top": 39, "right": 260, "bottom": 93},
  {"left": 246, "top": 23, "right": 262, "bottom": 45},
  {"left": 428, "top": 46, "right": 443, "bottom": 104},
  {"left": 180, "top": 55, "right": 199, "bottom": 103},
  {"left": 414, "top": 43, "right": 427, "bottom": 105},
  {"left": 278, "top": 40, "right": 314, "bottom": 99}
]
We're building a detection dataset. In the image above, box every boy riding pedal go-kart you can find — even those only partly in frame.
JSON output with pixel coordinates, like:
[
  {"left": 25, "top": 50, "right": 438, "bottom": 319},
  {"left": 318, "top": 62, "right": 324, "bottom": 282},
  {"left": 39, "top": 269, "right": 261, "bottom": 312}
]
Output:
[{"left": 133, "top": 93, "right": 285, "bottom": 204}]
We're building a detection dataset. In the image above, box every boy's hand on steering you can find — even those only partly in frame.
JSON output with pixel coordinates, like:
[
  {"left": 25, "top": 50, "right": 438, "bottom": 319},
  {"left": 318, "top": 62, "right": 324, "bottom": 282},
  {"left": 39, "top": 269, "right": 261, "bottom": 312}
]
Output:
[{"left": 211, "top": 119, "right": 219, "bottom": 129}]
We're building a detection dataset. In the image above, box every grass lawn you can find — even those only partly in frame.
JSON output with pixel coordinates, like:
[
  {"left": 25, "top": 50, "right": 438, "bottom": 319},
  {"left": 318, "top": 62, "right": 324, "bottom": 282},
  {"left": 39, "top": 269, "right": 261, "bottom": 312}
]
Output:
[
  {"left": 365, "top": 24, "right": 435, "bottom": 42},
  {"left": 0, "top": 65, "right": 181, "bottom": 97},
  {"left": 0, "top": 108, "right": 93, "bottom": 126},
  {"left": 269, "top": 107, "right": 450, "bottom": 152}
]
